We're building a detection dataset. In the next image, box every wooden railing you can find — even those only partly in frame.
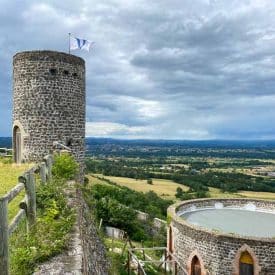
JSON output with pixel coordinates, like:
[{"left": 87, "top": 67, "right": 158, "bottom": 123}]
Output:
[
  {"left": 127, "top": 247, "right": 187, "bottom": 275},
  {"left": 0, "top": 148, "right": 12, "bottom": 157},
  {"left": 0, "top": 155, "right": 53, "bottom": 275}
]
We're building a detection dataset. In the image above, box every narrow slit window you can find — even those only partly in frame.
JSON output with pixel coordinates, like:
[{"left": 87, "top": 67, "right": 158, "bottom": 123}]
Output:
[{"left": 49, "top": 68, "right": 57, "bottom": 75}]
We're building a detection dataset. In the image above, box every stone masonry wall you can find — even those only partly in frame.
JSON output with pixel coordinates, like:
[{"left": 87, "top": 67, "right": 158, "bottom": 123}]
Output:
[
  {"left": 13, "top": 51, "right": 85, "bottom": 166},
  {"left": 168, "top": 199, "right": 275, "bottom": 275},
  {"left": 79, "top": 189, "right": 109, "bottom": 274}
]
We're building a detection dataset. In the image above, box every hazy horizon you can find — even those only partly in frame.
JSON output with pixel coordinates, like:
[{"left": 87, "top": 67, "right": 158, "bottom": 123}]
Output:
[{"left": 2, "top": 136, "right": 275, "bottom": 143}]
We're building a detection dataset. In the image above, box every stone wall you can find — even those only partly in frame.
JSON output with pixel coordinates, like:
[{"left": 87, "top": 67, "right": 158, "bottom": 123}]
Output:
[
  {"left": 105, "top": 226, "right": 125, "bottom": 240},
  {"left": 136, "top": 210, "right": 149, "bottom": 221},
  {"left": 153, "top": 217, "right": 167, "bottom": 229},
  {"left": 168, "top": 198, "right": 275, "bottom": 275},
  {"left": 79, "top": 190, "right": 109, "bottom": 274},
  {"left": 13, "top": 51, "right": 85, "bottom": 167}
]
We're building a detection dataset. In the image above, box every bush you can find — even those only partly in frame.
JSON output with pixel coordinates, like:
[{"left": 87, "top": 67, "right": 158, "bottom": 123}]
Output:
[
  {"left": 82, "top": 183, "right": 169, "bottom": 244},
  {"left": 0, "top": 156, "right": 13, "bottom": 164},
  {"left": 52, "top": 153, "right": 79, "bottom": 180},
  {"left": 96, "top": 197, "right": 137, "bottom": 234},
  {"left": 85, "top": 183, "right": 172, "bottom": 220},
  {"left": 175, "top": 187, "right": 184, "bottom": 198}
]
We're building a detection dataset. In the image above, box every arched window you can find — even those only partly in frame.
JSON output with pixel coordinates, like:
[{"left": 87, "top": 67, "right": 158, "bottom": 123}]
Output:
[
  {"left": 239, "top": 251, "right": 254, "bottom": 275},
  {"left": 233, "top": 244, "right": 260, "bottom": 275},
  {"left": 191, "top": 255, "right": 201, "bottom": 275}
]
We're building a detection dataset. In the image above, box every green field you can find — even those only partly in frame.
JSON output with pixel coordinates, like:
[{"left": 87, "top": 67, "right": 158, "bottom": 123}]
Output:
[
  {"left": 90, "top": 174, "right": 189, "bottom": 199},
  {"left": 0, "top": 162, "right": 33, "bottom": 221},
  {"left": 89, "top": 174, "right": 275, "bottom": 201}
]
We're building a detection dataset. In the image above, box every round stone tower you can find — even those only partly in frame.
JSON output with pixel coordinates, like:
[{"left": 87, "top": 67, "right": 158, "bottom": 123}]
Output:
[{"left": 12, "top": 50, "right": 85, "bottom": 166}]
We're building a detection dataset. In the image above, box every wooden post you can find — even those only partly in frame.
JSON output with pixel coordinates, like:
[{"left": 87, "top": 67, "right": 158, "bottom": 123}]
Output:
[
  {"left": 164, "top": 250, "right": 167, "bottom": 274},
  {"left": 141, "top": 241, "right": 145, "bottom": 261},
  {"left": 24, "top": 171, "right": 36, "bottom": 227},
  {"left": 48, "top": 155, "right": 53, "bottom": 181},
  {"left": 128, "top": 251, "right": 131, "bottom": 275},
  {"left": 112, "top": 228, "right": 114, "bottom": 252},
  {"left": 128, "top": 238, "right": 134, "bottom": 249},
  {"left": 98, "top": 218, "right": 103, "bottom": 230},
  {"left": 46, "top": 155, "right": 53, "bottom": 182},
  {"left": 44, "top": 155, "right": 52, "bottom": 182},
  {"left": 121, "top": 236, "right": 128, "bottom": 256},
  {"left": 0, "top": 197, "right": 9, "bottom": 275},
  {"left": 40, "top": 162, "right": 47, "bottom": 184}
]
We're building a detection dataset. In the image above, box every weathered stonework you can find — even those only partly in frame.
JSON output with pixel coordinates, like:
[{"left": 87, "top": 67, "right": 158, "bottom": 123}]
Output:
[
  {"left": 13, "top": 50, "right": 85, "bottom": 167},
  {"left": 79, "top": 190, "right": 109, "bottom": 274},
  {"left": 167, "top": 198, "right": 275, "bottom": 275}
]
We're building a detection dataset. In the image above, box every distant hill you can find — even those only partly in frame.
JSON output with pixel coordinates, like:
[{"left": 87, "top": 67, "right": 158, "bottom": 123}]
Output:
[
  {"left": 0, "top": 137, "right": 12, "bottom": 148},
  {"left": 85, "top": 137, "right": 275, "bottom": 149},
  {"left": 2, "top": 137, "right": 275, "bottom": 150}
]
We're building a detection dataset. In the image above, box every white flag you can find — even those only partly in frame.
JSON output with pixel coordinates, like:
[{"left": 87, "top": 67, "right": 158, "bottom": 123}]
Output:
[{"left": 70, "top": 37, "right": 93, "bottom": 52}]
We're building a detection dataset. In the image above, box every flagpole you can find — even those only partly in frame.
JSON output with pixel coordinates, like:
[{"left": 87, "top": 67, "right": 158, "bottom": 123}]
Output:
[{"left": 68, "top": 33, "right": 71, "bottom": 54}]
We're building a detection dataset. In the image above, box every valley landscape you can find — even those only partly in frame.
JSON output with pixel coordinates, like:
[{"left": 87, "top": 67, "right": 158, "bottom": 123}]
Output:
[
  {"left": 2, "top": 138, "right": 275, "bottom": 274},
  {"left": 84, "top": 138, "right": 275, "bottom": 201}
]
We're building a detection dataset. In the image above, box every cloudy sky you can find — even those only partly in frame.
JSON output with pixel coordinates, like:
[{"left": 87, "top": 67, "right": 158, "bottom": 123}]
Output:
[{"left": 1, "top": 0, "right": 275, "bottom": 139}]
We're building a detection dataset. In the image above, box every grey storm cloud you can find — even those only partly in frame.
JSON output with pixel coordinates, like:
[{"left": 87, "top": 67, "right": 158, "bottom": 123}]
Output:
[{"left": 1, "top": 0, "right": 275, "bottom": 139}]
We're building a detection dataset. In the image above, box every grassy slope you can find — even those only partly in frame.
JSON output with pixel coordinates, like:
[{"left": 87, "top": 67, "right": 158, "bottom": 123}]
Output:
[
  {"left": 89, "top": 174, "right": 275, "bottom": 201},
  {"left": 0, "top": 162, "right": 33, "bottom": 221},
  {"left": 91, "top": 174, "right": 189, "bottom": 199}
]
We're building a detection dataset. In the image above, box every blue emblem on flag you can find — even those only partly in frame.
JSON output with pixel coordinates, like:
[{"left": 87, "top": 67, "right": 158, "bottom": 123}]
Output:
[{"left": 70, "top": 36, "right": 93, "bottom": 52}]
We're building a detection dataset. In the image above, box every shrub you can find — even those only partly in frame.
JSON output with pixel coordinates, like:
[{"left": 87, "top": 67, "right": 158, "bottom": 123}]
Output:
[
  {"left": 96, "top": 197, "right": 137, "bottom": 233},
  {"left": 0, "top": 156, "right": 13, "bottom": 164},
  {"left": 52, "top": 153, "right": 79, "bottom": 180},
  {"left": 175, "top": 187, "right": 184, "bottom": 198},
  {"left": 82, "top": 183, "right": 169, "bottom": 244},
  {"left": 84, "top": 176, "right": 89, "bottom": 185}
]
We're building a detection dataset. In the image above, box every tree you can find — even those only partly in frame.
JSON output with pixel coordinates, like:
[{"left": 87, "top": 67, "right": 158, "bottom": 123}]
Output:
[
  {"left": 52, "top": 153, "right": 79, "bottom": 180},
  {"left": 175, "top": 187, "right": 184, "bottom": 198}
]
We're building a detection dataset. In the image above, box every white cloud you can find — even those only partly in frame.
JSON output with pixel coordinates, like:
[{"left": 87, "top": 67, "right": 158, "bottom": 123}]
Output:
[{"left": 86, "top": 122, "right": 150, "bottom": 138}]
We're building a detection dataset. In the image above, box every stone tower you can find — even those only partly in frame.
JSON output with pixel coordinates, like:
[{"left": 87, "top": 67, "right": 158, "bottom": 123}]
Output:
[{"left": 12, "top": 50, "right": 85, "bottom": 166}]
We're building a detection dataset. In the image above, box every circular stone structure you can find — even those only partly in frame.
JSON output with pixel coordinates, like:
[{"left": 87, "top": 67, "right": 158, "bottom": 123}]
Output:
[
  {"left": 12, "top": 50, "right": 85, "bottom": 165},
  {"left": 167, "top": 198, "right": 275, "bottom": 275}
]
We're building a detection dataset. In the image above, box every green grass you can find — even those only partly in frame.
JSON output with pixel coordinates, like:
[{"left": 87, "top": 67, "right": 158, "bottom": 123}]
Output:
[
  {"left": 88, "top": 175, "right": 110, "bottom": 186},
  {"left": 238, "top": 190, "right": 275, "bottom": 200},
  {"left": 90, "top": 174, "right": 189, "bottom": 199},
  {"left": 0, "top": 162, "right": 33, "bottom": 221},
  {"left": 103, "top": 236, "right": 165, "bottom": 275}
]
